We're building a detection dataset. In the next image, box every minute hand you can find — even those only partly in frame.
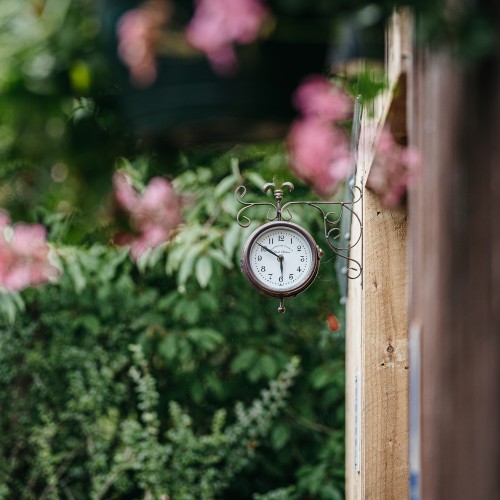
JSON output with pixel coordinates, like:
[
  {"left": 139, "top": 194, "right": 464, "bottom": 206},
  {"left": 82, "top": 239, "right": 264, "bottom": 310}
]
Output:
[{"left": 257, "top": 243, "right": 281, "bottom": 259}]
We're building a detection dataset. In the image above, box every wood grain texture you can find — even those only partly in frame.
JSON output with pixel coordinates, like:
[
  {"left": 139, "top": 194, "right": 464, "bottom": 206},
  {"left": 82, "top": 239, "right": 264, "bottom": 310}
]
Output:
[
  {"left": 346, "top": 10, "right": 411, "bottom": 500},
  {"left": 409, "top": 38, "right": 500, "bottom": 500},
  {"left": 362, "top": 191, "right": 408, "bottom": 500},
  {"left": 345, "top": 144, "right": 364, "bottom": 500}
]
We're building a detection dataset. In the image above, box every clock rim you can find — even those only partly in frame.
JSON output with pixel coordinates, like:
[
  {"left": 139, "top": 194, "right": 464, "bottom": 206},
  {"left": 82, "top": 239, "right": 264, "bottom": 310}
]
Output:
[{"left": 240, "top": 221, "right": 321, "bottom": 299}]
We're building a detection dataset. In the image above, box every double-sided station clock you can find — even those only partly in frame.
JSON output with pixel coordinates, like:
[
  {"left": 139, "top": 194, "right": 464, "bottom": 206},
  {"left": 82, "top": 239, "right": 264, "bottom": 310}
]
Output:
[
  {"left": 241, "top": 221, "right": 324, "bottom": 312},
  {"left": 236, "top": 178, "right": 363, "bottom": 313}
]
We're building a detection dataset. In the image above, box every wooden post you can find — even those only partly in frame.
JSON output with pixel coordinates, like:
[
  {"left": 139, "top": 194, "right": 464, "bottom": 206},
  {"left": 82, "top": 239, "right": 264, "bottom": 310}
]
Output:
[
  {"left": 345, "top": 10, "right": 411, "bottom": 499},
  {"left": 408, "top": 17, "right": 500, "bottom": 500}
]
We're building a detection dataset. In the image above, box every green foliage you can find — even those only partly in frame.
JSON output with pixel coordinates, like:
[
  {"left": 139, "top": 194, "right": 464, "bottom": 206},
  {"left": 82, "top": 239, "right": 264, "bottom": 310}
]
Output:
[
  {"left": 345, "top": 68, "right": 388, "bottom": 109},
  {"left": 0, "top": 151, "right": 346, "bottom": 498},
  {"left": 0, "top": 221, "right": 344, "bottom": 498},
  {"left": 88, "top": 345, "right": 300, "bottom": 500},
  {"left": 0, "top": 0, "right": 132, "bottom": 242},
  {"left": 0, "top": 1, "right": 348, "bottom": 498}
]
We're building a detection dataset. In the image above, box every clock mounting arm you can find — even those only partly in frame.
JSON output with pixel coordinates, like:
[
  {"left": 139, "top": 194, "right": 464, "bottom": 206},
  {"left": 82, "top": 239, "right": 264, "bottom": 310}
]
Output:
[{"left": 236, "top": 179, "right": 363, "bottom": 286}]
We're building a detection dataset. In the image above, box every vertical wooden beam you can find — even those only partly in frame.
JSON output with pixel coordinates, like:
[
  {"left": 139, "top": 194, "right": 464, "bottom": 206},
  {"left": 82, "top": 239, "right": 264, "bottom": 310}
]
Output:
[
  {"left": 362, "top": 192, "right": 408, "bottom": 499},
  {"left": 345, "top": 126, "right": 364, "bottom": 500},
  {"left": 408, "top": 23, "right": 500, "bottom": 500},
  {"left": 346, "top": 10, "right": 411, "bottom": 499}
]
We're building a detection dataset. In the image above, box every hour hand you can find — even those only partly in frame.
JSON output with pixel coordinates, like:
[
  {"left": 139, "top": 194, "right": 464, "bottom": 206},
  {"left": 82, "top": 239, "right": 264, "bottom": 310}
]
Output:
[{"left": 257, "top": 243, "right": 281, "bottom": 259}]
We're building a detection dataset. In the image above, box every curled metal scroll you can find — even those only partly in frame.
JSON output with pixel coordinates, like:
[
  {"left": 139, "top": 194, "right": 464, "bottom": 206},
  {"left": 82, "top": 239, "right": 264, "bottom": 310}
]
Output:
[
  {"left": 235, "top": 181, "right": 363, "bottom": 281},
  {"left": 235, "top": 185, "right": 278, "bottom": 227}
]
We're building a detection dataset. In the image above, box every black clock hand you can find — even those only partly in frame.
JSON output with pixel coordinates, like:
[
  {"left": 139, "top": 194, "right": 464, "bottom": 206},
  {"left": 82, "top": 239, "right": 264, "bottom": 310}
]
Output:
[
  {"left": 279, "top": 255, "right": 283, "bottom": 278},
  {"left": 257, "top": 243, "right": 281, "bottom": 259}
]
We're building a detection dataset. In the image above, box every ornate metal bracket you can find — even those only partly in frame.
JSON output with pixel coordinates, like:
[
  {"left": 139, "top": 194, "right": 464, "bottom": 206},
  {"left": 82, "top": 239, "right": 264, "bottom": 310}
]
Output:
[{"left": 236, "top": 179, "right": 363, "bottom": 282}]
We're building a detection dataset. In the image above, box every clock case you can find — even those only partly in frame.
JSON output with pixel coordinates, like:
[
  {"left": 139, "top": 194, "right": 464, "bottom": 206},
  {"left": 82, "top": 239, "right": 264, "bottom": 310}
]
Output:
[{"left": 241, "top": 221, "right": 322, "bottom": 299}]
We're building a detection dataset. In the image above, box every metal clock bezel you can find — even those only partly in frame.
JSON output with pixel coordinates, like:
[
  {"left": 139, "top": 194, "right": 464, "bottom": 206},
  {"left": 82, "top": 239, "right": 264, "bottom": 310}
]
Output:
[{"left": 240, "top": 221, "right": 321, "bottom": 299}]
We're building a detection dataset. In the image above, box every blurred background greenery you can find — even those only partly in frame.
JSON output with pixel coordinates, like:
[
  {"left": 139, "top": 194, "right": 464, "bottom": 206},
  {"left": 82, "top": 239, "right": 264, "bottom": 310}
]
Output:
[{"left": 0, "top": 1, "right": 346, "bottom": 498}]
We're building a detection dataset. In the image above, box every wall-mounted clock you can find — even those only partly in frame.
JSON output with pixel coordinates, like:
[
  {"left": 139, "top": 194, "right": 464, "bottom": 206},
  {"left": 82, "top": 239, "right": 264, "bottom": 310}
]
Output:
[
  {"left": 236, "top": 178, "right": 363, "bottom": 313},
  {"left": 241, "top": 221, "right": 324, "bottom": 312}
]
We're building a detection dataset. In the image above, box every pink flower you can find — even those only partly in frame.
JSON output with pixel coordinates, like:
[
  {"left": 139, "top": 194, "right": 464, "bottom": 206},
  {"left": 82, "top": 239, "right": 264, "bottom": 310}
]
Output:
[
  {"left": 288, "top": 119, "right": 352, "bottom": 198},
  {"left": 116, "top": 0, "right": 173, "bottom": 88},
  {"left": 293, "top": 75, "right": 352, "bottom": 122},
  {"left": 113, "top": 170, "right": 138, "bottom": 212},
  {"left": 287, "top": 76, "right": 353, "bottom": 198},
  {"left": 0, "top": 210, "right": 9, "bottom": 229},
  {"left": 0, "top": 212, "right": 60, "bottom": 291},
  {"left": 113, "top": 172, "right": 182, "bottom": 261},
  {"left": 186, "top": 0, "right": 269, "bottom": 75},
  {"left": 367, "top": 127, "right": 420, "bottom": 207}
]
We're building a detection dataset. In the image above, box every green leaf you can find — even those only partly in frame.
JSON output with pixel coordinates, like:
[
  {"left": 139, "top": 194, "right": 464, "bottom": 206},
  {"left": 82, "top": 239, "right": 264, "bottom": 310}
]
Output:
[
  {"left": 248, "top": 362, "right": 264, "bottom": 382},
  {"left": 165, "top": 245, "right": 184, "bottom": 276},
  {"left": 187, "top": 328, "right": 223, "bottom": 351},
  {"left": 206, "top": 375, "right": 224, "bottom": 398},
  {"left": 223, "top": 224, "right": 241, "bottom": 259},
  {"left": 0, "top": 292, "right": 19, "bottom": 324},
  {"left": 135, "top": 247, "right": 153, "bottom": 273},
  {"left": 271, "top": 424, "right": 290, "bottom": 450},
  {"left": 195, "top": 255, "right": 212, "bottom": 288},
  {"left": 100, "top": 249, "right": 129, "bottom": 281},
  {"left": 77, "top": 314, "right": 101, "bottom": 335},
  {"left": 159, "top": 334, "right": 177, "bottom": 361},
  {"left": 10, "top": 291, "right": 25, "bottom": 312},
  {"left": 208, "top": 248, "right": 233, "bottom": 269},
  {"left": 177, "top": 245, "right": 201, "bottom": 286},
  {"left": 157, "top": 292, "right": 179, "bottom": 311},
  {"left": 214, "top": 174, "right": 236, "bottom": 198},
  {"left": 146, "top": 243, "right": 167, "bottom": 268},
  {"left": 177, "top": 338, "right": 193, "bottom": 362},
  {"left": 65, "top": 254, "right": 86, "bottom": 292},
  {"left": 136, "top": 243, "right": 167, "bottom": 273},
  {"left": 190, "top": 379, "right": 204, "bottom": 404},
  {"left": 246, "top": 171, "right": 267, "bottom": 190},
  {"left": 231, "top": 348, "right": 258, "bottom": 373},
  {"left": 260, "top": 354, "right": 278, "bottom": 379},
  {"left": 310, "top": 366, "right": 331, "bottom": 389},
  {"left": 172, "top": 297, "right": 201, "bottom": 324}
]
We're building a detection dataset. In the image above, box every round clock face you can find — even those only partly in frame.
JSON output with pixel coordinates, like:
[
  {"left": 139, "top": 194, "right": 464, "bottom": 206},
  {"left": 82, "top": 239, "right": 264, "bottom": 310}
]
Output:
[{"left": 241, "top": 221, "right": 321, "bottom": 298}]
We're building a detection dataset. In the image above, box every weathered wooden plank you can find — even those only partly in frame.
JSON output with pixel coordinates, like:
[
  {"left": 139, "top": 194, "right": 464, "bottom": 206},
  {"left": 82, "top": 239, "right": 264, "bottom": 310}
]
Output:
[
  {"left": 346, "top": 9, "right": 412, "bottom": 500},
  {"left": 345, "top": 142, "right": 364, "bottom": 500},
  {"left": 408, "top": 39, "right": 500, "bottom": 500},
  {"left": 362, "top": 191, "right": 408, "bottom": 499}
]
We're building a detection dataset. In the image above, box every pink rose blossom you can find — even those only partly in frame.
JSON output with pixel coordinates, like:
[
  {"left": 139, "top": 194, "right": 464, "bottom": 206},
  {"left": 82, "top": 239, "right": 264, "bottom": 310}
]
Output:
[
  {"left": 186, "top": 0, "right": 269, "bottom": 75},
  {"left": 288, "top": 119, "right": 352, "bottom": 198},
  {"left": 0, "top": 210, "right": 9, "bottom": 229},
  {"left": 0, "top": 212, "right": 60, "bottom": 291},
  {"left": 287, "top": 76, "right": 353, "bottom": 198},
  {"left": 113, "top": 170, "right": 138, "bottom": 211},
  {"left": 117, "top": 0, "right": 173, "bottom": 88},
  {"left": 293, "top": 75, "right": 352, "bottom": 122},
  {"left": 113, "top": 171, "right": 182, "bottom": 261},
  {"left": 367, "top": 127, "right": 421, "bottom": 207}
]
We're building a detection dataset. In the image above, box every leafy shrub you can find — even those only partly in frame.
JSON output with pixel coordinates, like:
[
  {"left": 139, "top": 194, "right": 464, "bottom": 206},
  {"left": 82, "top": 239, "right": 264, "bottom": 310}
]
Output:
[
  {"left": 0, "top": 156, "right": 345, "bottom": 499},
  {"left": 0, "top": 1, "right": 346, "bottom": 496}
]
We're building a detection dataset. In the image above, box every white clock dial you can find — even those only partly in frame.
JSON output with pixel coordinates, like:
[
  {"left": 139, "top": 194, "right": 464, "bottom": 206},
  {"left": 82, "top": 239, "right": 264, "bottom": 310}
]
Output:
[
  {"left": 247, "top": 225, "right": 315, "bottom": 293},
  {"left": 241, "top": 221, "right": 322, "bottom": 302}
]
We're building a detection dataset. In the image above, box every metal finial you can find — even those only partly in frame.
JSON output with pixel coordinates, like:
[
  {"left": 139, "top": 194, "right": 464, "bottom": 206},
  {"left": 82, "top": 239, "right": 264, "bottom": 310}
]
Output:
[
  {"left": 263, "top": 180, "right": 295, "bottom": 221},
  {"left": 278, "top": 298, "right": 286, "bottom": 314},
  {"left": 263, "top": 181, "right": 294, "bottom": 201}
]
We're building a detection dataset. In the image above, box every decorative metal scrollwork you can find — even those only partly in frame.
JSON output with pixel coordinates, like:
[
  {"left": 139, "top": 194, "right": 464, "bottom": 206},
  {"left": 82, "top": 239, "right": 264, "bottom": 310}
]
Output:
[
  {"left": 235, "top": 179, "right": 363, "bottom": 281},
  {"left": 235, "top": 185, "right": 278, "bottom": 227}
]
